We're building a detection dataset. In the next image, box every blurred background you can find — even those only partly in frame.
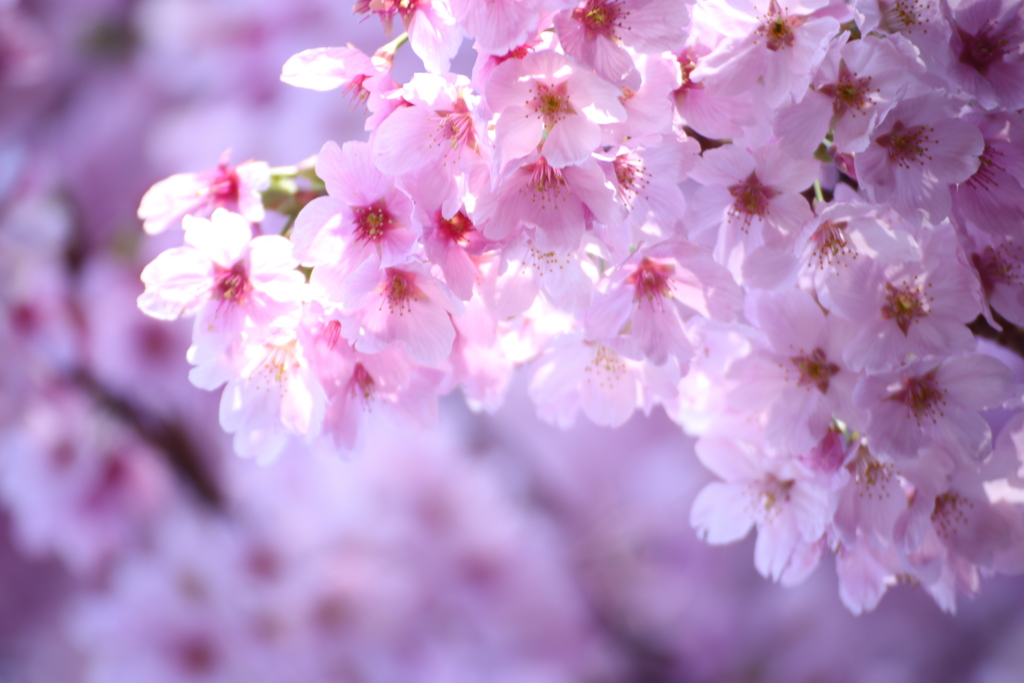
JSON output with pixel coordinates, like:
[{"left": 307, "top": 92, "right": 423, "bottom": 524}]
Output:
[{"left": 2, "top": 1, "right": 1024, "bottom": 681}]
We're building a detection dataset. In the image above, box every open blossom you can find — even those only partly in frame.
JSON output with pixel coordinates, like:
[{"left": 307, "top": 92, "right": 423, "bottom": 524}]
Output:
[
  {"left": 774, "top": 32, "right": 925, "bottom": 157},
  {"left": 893, "top": 462, "right": 1024, "bottom": 611},
  {"left": 853, "top": 354, "right": 1015, "bottom": 461},
  {"left": 373, "top": 73, "right": 489, "bottom": 219},
  {"left": 338, "top": 257, "right": 464, "bottom": 367},
  {"left": 291, "top": 140, "right": 417, "bottom": 279},
  {"left": 686, "top": 142, "right": 817, "bottom": 276},
  {"left": 795, "top": 201, "right": 920, "bottom": 296},
  {"left": 951, "top": 112, "right": 1024, "bottom": 236},
  {"left": 138, "top": 154, "right": 270, "bottom": 235},
  {"left": 474, "top": 154, "right": 624, "bottom": 251},
  {"left": 528, "top": 333, "right": 680, "bottom": 427},
  {"left": 553, "top": 0, "right": 689, "bottom": 84},
  {"left": 832, "top": 444, "right": 907, "bottom": 554},
  {"left": 855, "top": 94, "right": 984, "bottom": 225},
  {"left": 486, "top": 233, "right": 596, "bottom": 314},
  {"left": 586, "top": 239, "right": 742, "bottom": 365},
  {"left": 598, "top": 135, "right": 699, "bottom": 254},
  {"left": 727, "top": 289, "right": 863, "bottom": 455},
  {"left": 690, "top": 435, "right": 834, "bottom": 582},
  {"left": 940, "top": 0, "right": 1024, "bottom": 110},
  {"left": 193, "top": 328, "right": 327, "bottom": 463},
  {"left": 302, "top": 309, "right": 443, "bottom": 451},
  {"left": 137, "top": 209, "right": 306, "bottom": 350},
  {"left": 824, "top": 224, "right": 980, "bottom": 373},
  {"left": 689, "top": 0, "right": 841, "bottom": 108},
  {"left": 485, "top": 49, "right": 627, "bottom": 169}
]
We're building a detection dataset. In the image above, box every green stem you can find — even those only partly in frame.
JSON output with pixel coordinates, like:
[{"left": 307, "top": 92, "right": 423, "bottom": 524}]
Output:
[{"left": 375, "top": 32, "right": 409, "bottom": 63}]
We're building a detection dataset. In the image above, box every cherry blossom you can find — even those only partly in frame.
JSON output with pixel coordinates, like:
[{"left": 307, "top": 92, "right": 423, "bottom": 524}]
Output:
[
  {"left": 553, "top": 0, "right": 689, "bottom": 84},
  {"left": 138, "top": 209, "right": 307, "bottom": 352},
  {"left": 853, "top": 354, "right": 1015, "bottom": 461},
  {"left": 485, "top": 49, "right": 627, "bottom": 169},
  {"left": 690, "top": 435, "right": 834, "bottom": 582},
  {"left": 855, "top": 94, "right": 984, "bottom": 225},
  {"left": 138, "top": 154, "right": 270, "bottom": 235},
  {"left": 116, "top": 0, "right": 1024, "bottom": 622}
]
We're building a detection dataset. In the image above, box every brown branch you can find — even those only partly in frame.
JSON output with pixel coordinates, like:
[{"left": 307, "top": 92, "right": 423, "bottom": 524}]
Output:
[
  {"left": 969, "top": 312, "right": 1024, "bottom": 359},
  {"left": 72, "top": 370, "right": 224, "bottom": 510}
]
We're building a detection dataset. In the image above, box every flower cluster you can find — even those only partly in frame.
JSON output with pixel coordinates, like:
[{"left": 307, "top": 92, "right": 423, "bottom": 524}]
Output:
[{"left": 137, "top": 0, "right": 1024, "bottom": 613}]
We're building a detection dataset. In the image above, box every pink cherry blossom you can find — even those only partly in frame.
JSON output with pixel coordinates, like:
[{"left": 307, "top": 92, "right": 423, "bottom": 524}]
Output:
[
  {"left": 686, "top": 142, "right": 817, "bottom": 276},
  {"left": 940, "top": 0, "right": 1024, "bottom": 110},
  {"left": 893, "top": 463, "right": 1020, "bottom": 611},
  {"left": 302, "top": 309, "right": 443, "bottom": 451},
  {"left": 138, "top": 209, "right": 307, "bottom": 351},
  {"left": 485, "top": 49, "right": 627, "bottom": 169},
  {"left": 832, "top": 444, "right": 908, "bottom": 559},
  {"left": 853, "top": 354, "right": 1015, "bottom": 461},
  {"left": 774, "top": 32, "right": 925, "bottom": 157},
  {"left": 216, "top": 329, "right": 328, "bottom": 462},
  {"left": 138, "top": 154, "right": 270, "bottom": 235},
  {"left": 950, "top": 111, "right": 1024, "bottom": 236},
  {"left": 586, "top": 239, "right": 741, "bottom": 365},
  {"left": 529, "top": 333, "right": 678, "bottom": 427},
  {"left": 727, "top": 288, "right": 862, "bottom": 455},
  {"left": 824, "top": 224, "right": 980, "bottom": 373},
  {"left": 855, "top": 94, "right": 984, "bottom": 225},
  {"left": 690, "top": 435, "right": 834, "bottom": 581},
  {"left": 598, "top": 135, "right": 699, "bottom": 254},
  {"left": 553, "top": 0, "right": 688, "bottom": 84},
  {"left": 474, "top": 154, "right": 624, "bottom": 251},
  {"left": 487, "top": 233, "right": 596, "bottom": 314},
  {"left": 340, "top": 257, "right": 464, "bottom": 366},
  {"left": 373, "top": 73, "right": 490, "bottom": 219},
  {"left": 690, "top": 0, "right": 841, "bottom": 108},
  {"left": 291, "top": 140, "right": 417, "bottom": 277}
]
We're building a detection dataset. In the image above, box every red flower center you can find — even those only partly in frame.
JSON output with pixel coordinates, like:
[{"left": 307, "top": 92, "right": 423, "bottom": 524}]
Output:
[
  {"left": 881, "top": 281, "right": 929, "bottom": 334},
  {"left": 888, "top": 370, "right": 946, "bottom": 423},
  {"left": 353, "top": 200, "right": 395, "bottom": 243},
  {"left": 790, "top": 348, "right": 841, "bottom": 393},
  {"left": 214, "top": 261, "right": 251, "bottom": 307}
]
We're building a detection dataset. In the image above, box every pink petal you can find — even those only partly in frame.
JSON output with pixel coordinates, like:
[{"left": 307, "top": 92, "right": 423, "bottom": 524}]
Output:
[
  {"left": 183, "top": 210, "right": 252, "bottom": 267},
  {"left": 542, "top": 116, "right": 601, "bottom": 168},
  {"left": 373, "top": 106, "right": 439, "bottom": 176},
  {"left": 290, "top": 196, "right": 348, "bottom": 267},
  {"left": 138, "top": 248, "right": 214, "bottom": 320},
  {"left": 691, "top": 482, "right": 756, "bottom": 544},
  {"left": 774, "top": 90, "right": 833, "bottom": 159},
  {"left": 495, "top": 106, "right": 545, "bottom": 167}
]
